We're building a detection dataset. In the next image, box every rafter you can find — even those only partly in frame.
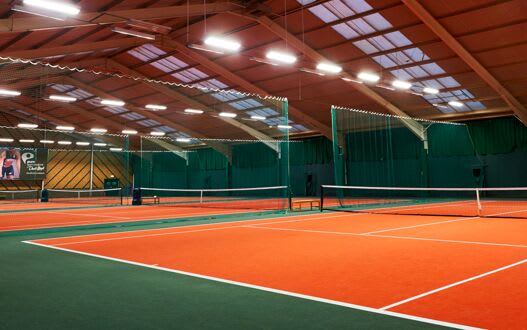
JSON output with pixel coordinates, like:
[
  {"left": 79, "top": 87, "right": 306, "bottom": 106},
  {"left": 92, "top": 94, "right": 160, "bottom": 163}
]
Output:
[
  {"left": 62, "top": 75, "right": 233, "bottom": 159},
  {"left": 255, "top": 15, "right": 425, "bottom": 141},
  {"left": 0, "top": 2, "right": 244, "bottom": 33},
  {"left": 402, "top": 0, "right": 527, "bottom": 125},
  {"left": 106, "top": 59, "right": 280, "bottom": 153},
  {"left": 157, "top": 37, "right": 332, "bottom": 139}
]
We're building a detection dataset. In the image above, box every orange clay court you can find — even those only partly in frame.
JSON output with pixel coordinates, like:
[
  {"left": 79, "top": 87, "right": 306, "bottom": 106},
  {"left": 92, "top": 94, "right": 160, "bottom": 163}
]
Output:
[{"left": 25, "top": 209, "right": 527, "bottom": 330}]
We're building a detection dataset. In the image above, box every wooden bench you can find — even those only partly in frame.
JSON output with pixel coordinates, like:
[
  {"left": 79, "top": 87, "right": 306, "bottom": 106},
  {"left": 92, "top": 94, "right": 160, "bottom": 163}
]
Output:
[
  {"left": 291, "top": 199, "right": 320, "bottom": 211},
  {"left": 142, "top": 196, "right": 160, "bottom": 205}
]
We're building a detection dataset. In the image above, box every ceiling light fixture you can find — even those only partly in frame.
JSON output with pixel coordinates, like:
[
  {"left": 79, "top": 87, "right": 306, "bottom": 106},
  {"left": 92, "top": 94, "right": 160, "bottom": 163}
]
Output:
[
  {"left": 250, "top": 115, "right": 266, "bottom": 120},
  {"left": 184, "top": 108, "right": 204, "bottom": 114},
  {"left": 23, "top": 0, "right": 80, "bottom": 15},
  {"left": 150, "top": 131, "right": 165, "bottom": 136},
  {"left": 126, "top": 19, "right": 171, "bottom": 34},
  {"left": 76, "top": 142, "right": 90, "bottom": 146},
  {"left": 94, "top": 143, "right": 107, "bottom": 147},
  {"left": 145, "top": 104, "right": 167, "bottom": 111},
  {"left": 19, "top": 139, "right": 35, "bottom": 143},
  {"left": 265, "top": 51, "right": 297, "bottom": 64},
  {"left": 176, "top": 138, "right": 191, "bottom": 143},
  {"left": 0, "top": 89, "right": 21, "bottom": 97},
  {"left": 49, "top": 94, "right": 77, "bottom": 102},
  {"left": 112, "top": 27, "right": 155, "bottom": 40},
  {"left": 357, "top": 72, "right": 380, "bottom": 83},
  {"left": 277, "top": 125, "right": 293, "bottom": 129},
  {"left": 392, "top": 80, "right": 412, "bottom": 90},
  {"left": 56, "top": 125, "right": 75, "bottom": 131},
  {"left": 90, "top": 128, "right": 107, "bottom": 133},
  {"left": 100, "top": 99, "right": 125, "bottom": 107},
  {"left": 110, "top": 147, "right": 123, "bottom": 152},
  {"left": 122, "top": 129, "right": 138, "bottom": 135},
  {"left": 187, "top": 44, "right": 225, "bottom": 55},
  {"left": 57, "top": 141, "right": 72, "bottom": 145},
  {"left": 219, "top": 112, "right": 237, "bottom": 118},
  {"left": 448, "top": 101, "right": 464, "bottom": 107},
  {"left": 341, "top": 77, "right": 363, "bottom": 84},
  {"left": 18, "top": 123, "right": 38, "bottom": 129},
  {"left": 40, "top": 140, "right": 54, "bottom": 144},
  {"left": 204, "top": 36, "right": 241, "bottom": 51},
  {"left": 299, "top": 68, "right": 325, "bottom": 76},
  {"left": 0, "top": 138, "right": 14, "bottom": 142},
  {"left": 423, "top": 87, "right": 440, "bottom": 94},
  {"left": 316, "top": 62, "right": 342, "bottom": 74}
]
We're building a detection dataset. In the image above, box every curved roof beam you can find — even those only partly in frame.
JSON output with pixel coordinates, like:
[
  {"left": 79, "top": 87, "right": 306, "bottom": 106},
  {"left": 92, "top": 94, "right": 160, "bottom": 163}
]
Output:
[{"left": 402, "top": 0, "right": 527, "bottom": 125}]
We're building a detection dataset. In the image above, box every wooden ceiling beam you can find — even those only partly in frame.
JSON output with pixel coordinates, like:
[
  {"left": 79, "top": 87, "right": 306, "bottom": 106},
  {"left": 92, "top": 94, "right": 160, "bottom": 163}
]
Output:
[
  {"left": 157, "top": 37, "right": 333, "bottom": 139},
  {"left": 255, "top": 15, "right": 425, "bottom": 141},
  {"left": 62, "top": 75, "right": 233, "bottom": 158},
  {"left": 402, "top": 0, "right": 527, "bottom": 125},
  {"left": 423, "top": 107, "right": 513, "bottom": 121},
  {"left": 0, "top": 2, "right": 243, "bottom": 33}
]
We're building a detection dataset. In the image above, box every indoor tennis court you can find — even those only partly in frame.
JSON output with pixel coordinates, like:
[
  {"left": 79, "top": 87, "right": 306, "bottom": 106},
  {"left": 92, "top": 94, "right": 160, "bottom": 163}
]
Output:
[{"left": 1, "top": 1, "right": 527, "bottom": 330}]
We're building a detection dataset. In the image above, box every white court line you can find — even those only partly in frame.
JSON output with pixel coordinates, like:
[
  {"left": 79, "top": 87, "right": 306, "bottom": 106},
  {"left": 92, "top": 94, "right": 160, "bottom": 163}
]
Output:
[
  {"left": 22, "top": 240, "right": 481, "bottom": 330},
  {"left": 243, "top": 226, "right": 527, "bottom": 249},
  {"left": 360, "top": 216, "right": 480, "bottom": 235},
  {"left": 45, "top": 212, "right": 132, "bottom": 219},
  {"left": 380, "top": 259, "right": 527, "bottom": 310},
  {"left": 41, "top": 213, "right": 363, "bottom": 246}
]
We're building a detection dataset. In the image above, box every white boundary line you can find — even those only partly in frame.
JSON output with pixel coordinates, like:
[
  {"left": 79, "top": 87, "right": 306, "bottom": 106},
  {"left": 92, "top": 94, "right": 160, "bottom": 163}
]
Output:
[
  {"left": 34, "top": 213, "right": 363, "bottom": 245},
  {"left": 380, "top": 259, "right": 527, "bottom": 310},
  {"left": 22, "top": 240, "right": 482, "bottom": 330},
  {"left": 243, "top": 226, "right": 527, "bottom": 249},
  {"left": 360, "top": 216, "right": 479, "bottom": 235}
]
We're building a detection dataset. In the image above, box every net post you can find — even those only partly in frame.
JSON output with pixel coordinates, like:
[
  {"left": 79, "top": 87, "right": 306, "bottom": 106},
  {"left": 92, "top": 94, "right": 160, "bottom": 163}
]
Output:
[
  {"left": 288, "top": 187, "right": 292, "bottom": 211},
  {"left": 476, "top": 188, "right": 482, "bottom": 216},
  {"left": 320, "top": 185, "right": 324, "bottom": 212},
  {"left": 200, "top": 190, "right": 203, "bottom": 204}
]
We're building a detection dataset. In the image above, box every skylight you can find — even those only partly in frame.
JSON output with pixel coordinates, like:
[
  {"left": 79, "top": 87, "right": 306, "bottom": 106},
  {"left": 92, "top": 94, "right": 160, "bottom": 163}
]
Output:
[{"left": 301, "top": 0, "right": 485, "bottom": 113}]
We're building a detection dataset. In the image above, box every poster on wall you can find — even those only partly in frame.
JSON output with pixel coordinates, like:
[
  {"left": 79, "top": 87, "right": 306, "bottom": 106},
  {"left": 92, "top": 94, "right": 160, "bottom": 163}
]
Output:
[{"left": 0, "top": 147, "right": 48, "bottom": 180}]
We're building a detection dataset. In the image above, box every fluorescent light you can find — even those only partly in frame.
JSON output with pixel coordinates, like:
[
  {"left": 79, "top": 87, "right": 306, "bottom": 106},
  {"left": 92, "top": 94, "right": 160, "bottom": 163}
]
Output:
[
  {"left": 448, "top": 101, "right": 464, "bottom": 107},
  {"left": 219, "top": 112, "right": 237, "bottom": 118},
  {"left": 150, "top": 131, "right": 165, "bottom": 136},
  {"left": 19, "top": 139, "right": 35, "bottom": 143},
  {"left": 204, "top": 36, "right": 241, "bottom": 51},
  {"left": 49, "top": 94, "right": 77, "bottom": 102},
  {"left": 188, "top": 44, "right": 225, "bottom": 55},
  {"left": 299, "top": 68, "right": 325, "bottom": 76},
  {"left": 40, "top": 140, "right": 54, "bottom": 144},
  {"left": 76, "top": 142, "right": 90, "bottom": 146},
  {"left": 251, "top": 115, "right": 266, "bottom": 120},
  {"left": 265, "top": 51, "right": 297, "bottom": 64},
  {"left": 423, "top": 87, "right": 440, "bottom": 94},
  {"left": 392, "top": 80, "right": 412, "bottom": 90},
  {"left": 122, "top": 129, "right": 138, "bottom": 135},
  {"left": 100, "top": 99, "right": 125, "bottom": 107},
  {"left": 56, "top": 125, "right": 74, "bottom": 131},
  {"left": 341, "top": 77, "right": 363, "bottom": 84},
  {"left": 112, "top": 27, "right": 155, "bottom": 40},
  {"left": 184, "top": 108, "right": 203, "bottom": 114},
  {"left": 90, "top": 128, "right": 107, "bottom": 133},
  {"left": 357, "top": 72, "right": 380, "bottom": 82},
  {"left": 57, "top": 141, "right": 72, "bottom": 145},
  {"left": 0, "top": 89, "right": 21, "bottom": 97},
  {"left": 0, "top": 138, "right": 14, "bottom": 142},
  {"left": 18, "top": 123, "right": 38, "bottom": 129},
  {"left": 176, "top": 138, "right": 191, "bottom": 143},
  {"left": 110, "top": 147, "right": 123, "bottom": 152},
  {"left": 145, "top": 104, "right": 167, "bottom": 111},
  {"left": 316, "top": 62, "right": 342, "bottom": 74},
  {"left": 94, "top": 143, "right": 107, "bottom": 147},
  {"left": 23, "top": 0, "right": 80, "bottom": 15},
  {"left": 277, "top": 125, "right": 293, "bottom": 129}
]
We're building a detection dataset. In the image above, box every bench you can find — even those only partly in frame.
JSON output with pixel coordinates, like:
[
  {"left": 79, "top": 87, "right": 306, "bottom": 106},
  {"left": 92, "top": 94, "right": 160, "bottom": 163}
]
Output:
[
  {"left": 291, "top": 199, "right": 320, "bottom": 211},
  {"left": 142, "top": 196, "right": 160, "bottom": 205}
]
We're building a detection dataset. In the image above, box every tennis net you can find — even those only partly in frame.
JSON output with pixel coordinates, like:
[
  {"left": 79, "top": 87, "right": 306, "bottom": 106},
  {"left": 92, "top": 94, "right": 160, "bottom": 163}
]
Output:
[
  {"left": 47, "top": 188, "right": 123, "bottom": 206},
  {"left": 0, "top": 189, "right": 40, "bottom": 204},
  {"left": 321, "top": 185, "right": 527, "bottom": 219},
  {"left": 140, "top": 186, "right": 290, "bottom": 211}
]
